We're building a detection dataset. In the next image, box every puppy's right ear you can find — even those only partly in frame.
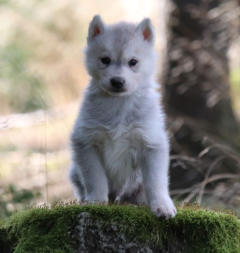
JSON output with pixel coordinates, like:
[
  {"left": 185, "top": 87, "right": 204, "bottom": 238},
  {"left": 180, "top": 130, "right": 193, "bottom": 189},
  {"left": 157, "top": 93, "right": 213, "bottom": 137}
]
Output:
[{"left": 87, "top": 15, "right": 105, "bottom": 43}]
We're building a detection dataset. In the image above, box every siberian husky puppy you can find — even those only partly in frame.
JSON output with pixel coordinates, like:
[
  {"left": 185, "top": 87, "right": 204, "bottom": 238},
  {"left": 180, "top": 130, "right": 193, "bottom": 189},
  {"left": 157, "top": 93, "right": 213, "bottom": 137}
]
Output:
[{"left": 69, "top": 15, "right": 176, "bottom": 218}]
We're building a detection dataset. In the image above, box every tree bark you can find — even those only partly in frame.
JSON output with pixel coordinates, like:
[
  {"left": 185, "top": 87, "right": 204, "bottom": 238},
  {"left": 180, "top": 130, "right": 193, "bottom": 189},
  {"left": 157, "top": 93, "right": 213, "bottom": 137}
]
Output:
[
  {"left": 163, "top": 0, "right": 240, "bottom": 200},
  {"left": 164, "top": 0, "right": 240, "bottom": 144}
]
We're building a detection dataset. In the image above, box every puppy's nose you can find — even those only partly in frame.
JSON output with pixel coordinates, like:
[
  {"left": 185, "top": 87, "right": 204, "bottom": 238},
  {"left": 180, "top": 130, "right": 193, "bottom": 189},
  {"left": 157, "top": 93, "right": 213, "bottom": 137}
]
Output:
[{"left": 110, "top": 77, "right": 125, "bottom": 90}]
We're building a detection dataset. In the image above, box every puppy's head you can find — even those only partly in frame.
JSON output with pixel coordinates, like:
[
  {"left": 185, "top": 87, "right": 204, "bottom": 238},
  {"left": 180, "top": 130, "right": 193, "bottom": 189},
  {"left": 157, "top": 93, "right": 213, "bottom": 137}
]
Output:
[{"left": 85, "top": 15, "right": 156, "bottom": 96}]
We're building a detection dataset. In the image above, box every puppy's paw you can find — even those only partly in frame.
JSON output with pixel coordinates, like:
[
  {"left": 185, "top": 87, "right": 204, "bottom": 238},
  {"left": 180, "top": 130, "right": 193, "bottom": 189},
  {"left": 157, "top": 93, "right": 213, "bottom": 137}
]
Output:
[{"left": 150, "top": 197, "right": 177, "bottom": 219}]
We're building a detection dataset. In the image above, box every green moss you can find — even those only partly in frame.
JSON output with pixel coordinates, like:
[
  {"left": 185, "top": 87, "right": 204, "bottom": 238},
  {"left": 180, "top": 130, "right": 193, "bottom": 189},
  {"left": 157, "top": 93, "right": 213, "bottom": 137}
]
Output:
[{"left": 0, "top": 204, "right": 240, "bottom": 253}]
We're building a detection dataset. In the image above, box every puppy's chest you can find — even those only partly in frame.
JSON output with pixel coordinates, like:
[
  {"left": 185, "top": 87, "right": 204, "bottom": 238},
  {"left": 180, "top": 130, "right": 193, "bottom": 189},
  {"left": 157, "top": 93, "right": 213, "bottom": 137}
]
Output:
[{"left": 95, "top": 126, "right": 143, "bottom": 180}]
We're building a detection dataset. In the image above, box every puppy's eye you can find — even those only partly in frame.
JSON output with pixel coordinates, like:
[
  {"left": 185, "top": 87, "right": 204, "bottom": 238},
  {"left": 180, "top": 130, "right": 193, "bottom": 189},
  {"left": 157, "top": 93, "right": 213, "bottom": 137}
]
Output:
[
  {"left": 128, "top": 58, "right": 138, "bottom": 67},
  {"left": 101, "top": 57, "right": 111, "bottom": 65}
]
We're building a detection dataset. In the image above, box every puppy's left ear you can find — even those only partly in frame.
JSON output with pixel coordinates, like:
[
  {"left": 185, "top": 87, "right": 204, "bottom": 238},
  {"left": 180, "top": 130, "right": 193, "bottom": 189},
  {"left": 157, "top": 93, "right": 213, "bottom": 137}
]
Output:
[
  {"left": 136, "top": 18, "right": 154, "bottom": 44},
  {"left": 87, "top": 15, "right": 105, "bottom": 43}
]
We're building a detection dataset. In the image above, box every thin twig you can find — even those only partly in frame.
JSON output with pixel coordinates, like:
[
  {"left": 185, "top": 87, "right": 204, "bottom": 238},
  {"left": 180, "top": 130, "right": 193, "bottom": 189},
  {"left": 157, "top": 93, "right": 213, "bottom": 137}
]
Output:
[
  {"left": 172, "top": 173, "right": 239, "bottom": 204},
  {"left": 181, "top": 188, "right": 199, "bottom": 207},
  {"left": 197, "top": 156, "right": 225, "bottom": 205}
]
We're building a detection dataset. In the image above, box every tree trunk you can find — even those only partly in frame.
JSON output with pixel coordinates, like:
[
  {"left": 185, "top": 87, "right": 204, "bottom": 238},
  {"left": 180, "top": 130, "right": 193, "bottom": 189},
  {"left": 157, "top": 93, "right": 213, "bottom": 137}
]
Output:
[
  {"left": 164, "top": 0, "right": 240, "bottom": 144},
  {"left": 163, "top": 0, "right": 240, "bottom": 204}
]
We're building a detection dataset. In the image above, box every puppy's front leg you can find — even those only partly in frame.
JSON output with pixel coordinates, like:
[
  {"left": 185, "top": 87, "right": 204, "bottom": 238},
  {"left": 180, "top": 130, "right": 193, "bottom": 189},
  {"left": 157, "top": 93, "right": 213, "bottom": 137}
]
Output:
[
  {"left": 73, "top": 143, "right": 109, "bottom": 203},
  {"left": 142, "top": 140, "right": 176, "bottom": 218}
]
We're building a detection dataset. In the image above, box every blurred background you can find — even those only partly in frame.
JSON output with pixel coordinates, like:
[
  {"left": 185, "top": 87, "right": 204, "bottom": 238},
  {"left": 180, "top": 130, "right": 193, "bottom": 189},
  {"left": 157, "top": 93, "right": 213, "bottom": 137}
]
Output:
[{"left": 0, "top": 0, "right": 239, "bottom": 219}]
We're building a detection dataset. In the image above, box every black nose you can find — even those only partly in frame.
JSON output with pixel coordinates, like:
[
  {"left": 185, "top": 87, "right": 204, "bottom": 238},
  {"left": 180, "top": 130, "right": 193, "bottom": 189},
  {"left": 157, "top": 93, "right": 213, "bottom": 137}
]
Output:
[{"left": 110, "top": 77, "right": 125, "bottom": 90}]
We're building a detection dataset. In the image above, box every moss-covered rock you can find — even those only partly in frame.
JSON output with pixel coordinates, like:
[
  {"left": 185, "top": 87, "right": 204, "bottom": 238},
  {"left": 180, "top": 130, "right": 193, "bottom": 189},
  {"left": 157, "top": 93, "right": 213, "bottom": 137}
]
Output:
[{"left": 0, "top": 204, "right": 240, "bottom": 253}]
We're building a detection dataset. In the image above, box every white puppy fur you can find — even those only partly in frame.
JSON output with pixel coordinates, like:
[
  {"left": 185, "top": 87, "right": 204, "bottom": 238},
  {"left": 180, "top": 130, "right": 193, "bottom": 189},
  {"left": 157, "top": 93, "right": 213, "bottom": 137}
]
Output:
[{"left": 69, "top": 15, "right": 177, "bottom": 218}]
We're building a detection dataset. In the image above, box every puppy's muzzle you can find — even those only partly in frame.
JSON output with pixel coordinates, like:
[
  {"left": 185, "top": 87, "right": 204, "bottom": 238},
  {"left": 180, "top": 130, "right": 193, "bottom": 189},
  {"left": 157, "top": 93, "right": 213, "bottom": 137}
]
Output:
[{"left": 110, "top": 77, "right": 125, "bottom": 92}]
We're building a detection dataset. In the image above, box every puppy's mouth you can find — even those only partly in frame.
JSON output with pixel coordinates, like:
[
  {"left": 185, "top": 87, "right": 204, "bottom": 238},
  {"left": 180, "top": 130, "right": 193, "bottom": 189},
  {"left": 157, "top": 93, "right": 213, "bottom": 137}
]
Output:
[
  {"left": 101, "top": 86, "right": 128, "bottom": 96},
  {"left": 110, "top": 86, "right": 126, "bottom": 93},
  {"left": 107, "top": 89, "right": 128, "bottom": 96}
]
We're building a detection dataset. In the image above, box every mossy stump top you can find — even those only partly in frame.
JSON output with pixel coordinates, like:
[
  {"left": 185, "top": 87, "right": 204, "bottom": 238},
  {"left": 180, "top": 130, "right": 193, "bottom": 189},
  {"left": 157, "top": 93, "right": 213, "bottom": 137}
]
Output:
[{"left": 0, "top": 204, "right": 240, "bottom": 253}]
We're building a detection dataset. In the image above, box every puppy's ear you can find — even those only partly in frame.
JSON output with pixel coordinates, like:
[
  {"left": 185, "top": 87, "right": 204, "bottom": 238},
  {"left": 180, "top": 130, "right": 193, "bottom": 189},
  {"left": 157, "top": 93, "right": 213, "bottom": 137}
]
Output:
[
  {"left": 136, "top": 18, "right": 154, "bottom": 43},
  {"left": 87, "top": 15, "right": 105, "bottom": 43}
]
